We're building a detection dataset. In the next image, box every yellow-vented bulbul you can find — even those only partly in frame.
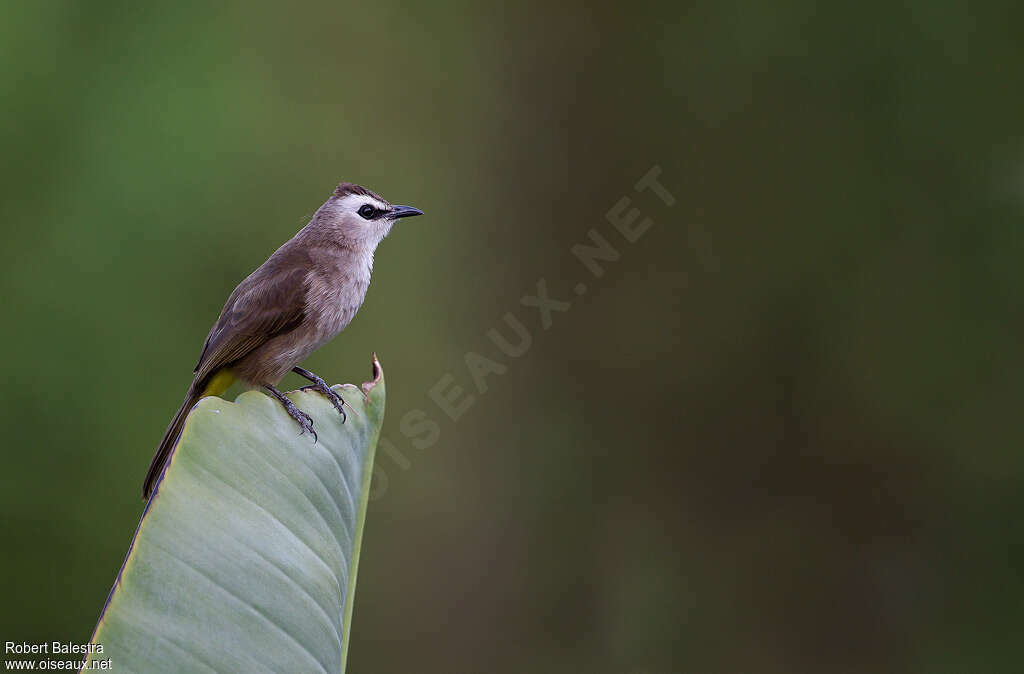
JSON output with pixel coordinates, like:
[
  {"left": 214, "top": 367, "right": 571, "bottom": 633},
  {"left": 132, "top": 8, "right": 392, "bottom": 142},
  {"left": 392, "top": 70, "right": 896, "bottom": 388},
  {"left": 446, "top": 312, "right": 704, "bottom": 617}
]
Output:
[{"left": 142, "top": 182, "right": 422, "bottom": 499}]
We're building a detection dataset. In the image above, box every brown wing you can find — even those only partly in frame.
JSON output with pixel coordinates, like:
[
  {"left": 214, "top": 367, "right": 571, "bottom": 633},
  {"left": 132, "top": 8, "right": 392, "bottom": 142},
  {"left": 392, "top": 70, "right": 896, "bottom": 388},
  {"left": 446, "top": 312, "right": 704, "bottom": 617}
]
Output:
[{"left": 193, "top": 248, "right": 311, "bottom": 384}]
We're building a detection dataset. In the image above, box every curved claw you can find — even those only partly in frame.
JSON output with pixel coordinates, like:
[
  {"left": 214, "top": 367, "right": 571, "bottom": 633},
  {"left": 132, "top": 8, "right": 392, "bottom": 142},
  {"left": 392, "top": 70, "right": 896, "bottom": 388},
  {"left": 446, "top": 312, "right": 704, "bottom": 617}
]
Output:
[
  {"left": 288, "top": 407, "right": 317, "bottom": 443},
  {"left": 297, "top": 411, "right": 317, "bottom": 443},
  {"left": 264, "top": 384, "right": 319, "bottom": 443},
  {"left": 324, "top": 391, "right": 347, "bottom": 424},
  {"left": 291, "top": 367, "right": 360, "bottom": 422},
  {"left": 314, "top": 383, "right": 353, "bottom": 423}
]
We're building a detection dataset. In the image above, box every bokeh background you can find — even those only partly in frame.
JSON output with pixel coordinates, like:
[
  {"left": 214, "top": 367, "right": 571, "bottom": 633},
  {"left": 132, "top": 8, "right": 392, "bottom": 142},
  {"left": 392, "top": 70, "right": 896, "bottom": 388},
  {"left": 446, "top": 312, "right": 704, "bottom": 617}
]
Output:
[{"left": 2, "top": 2, "right": 1023, "bottom": 672}]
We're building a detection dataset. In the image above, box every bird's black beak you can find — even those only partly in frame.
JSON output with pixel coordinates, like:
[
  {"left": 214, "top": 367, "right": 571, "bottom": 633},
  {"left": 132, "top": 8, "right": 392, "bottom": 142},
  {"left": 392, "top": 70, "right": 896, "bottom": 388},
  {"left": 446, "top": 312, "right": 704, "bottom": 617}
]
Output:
[{"left": 390, "top": 205, "right": 423, "bottom": 219}]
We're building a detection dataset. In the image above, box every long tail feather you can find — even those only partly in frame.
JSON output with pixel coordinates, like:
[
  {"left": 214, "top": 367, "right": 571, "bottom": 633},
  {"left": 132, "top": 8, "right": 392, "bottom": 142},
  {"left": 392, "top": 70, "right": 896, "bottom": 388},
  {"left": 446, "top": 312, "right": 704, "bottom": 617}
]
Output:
[{"left": 142, "top": 384, "right": 204, "bottom": 499}]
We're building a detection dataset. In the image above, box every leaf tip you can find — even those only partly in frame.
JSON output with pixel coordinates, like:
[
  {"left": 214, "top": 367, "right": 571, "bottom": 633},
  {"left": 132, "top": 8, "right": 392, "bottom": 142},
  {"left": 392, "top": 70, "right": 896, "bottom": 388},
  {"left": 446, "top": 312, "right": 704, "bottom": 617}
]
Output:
[{"left": 361, "top": 353, "right": 383, "bottom": 397}]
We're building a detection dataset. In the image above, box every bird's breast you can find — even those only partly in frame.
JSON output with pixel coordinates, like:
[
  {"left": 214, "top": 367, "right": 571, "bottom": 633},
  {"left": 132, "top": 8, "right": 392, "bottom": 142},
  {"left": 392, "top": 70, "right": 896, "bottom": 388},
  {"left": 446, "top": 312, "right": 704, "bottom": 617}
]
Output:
[{"left": 306, "top": 271, "right": 369, "bottom": 343}]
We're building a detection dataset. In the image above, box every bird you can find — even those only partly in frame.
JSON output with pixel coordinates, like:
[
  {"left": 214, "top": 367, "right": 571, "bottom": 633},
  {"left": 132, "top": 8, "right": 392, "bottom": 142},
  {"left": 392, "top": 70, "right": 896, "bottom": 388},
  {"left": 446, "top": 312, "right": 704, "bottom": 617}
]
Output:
[{"left": 142, "top": 181, "right": 422, "bottom": 499}]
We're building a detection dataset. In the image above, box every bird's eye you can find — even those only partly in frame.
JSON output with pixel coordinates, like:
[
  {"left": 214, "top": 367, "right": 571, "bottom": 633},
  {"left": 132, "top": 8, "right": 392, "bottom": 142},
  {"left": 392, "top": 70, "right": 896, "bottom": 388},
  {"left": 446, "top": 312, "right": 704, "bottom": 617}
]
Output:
[{"left": 358, "top": 204, "right": 377, "bottom": 220}]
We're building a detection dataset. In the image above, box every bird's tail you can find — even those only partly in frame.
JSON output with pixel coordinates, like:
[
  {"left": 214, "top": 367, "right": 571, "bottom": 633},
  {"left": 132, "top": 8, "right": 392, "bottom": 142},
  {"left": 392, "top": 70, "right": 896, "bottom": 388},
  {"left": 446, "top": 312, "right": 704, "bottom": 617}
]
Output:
[
  {"left": 142, "top": 383, "right": 203, "bottom": 500},
  {"left": 142, "top": 370, "right": 236, "bottom": 500}
]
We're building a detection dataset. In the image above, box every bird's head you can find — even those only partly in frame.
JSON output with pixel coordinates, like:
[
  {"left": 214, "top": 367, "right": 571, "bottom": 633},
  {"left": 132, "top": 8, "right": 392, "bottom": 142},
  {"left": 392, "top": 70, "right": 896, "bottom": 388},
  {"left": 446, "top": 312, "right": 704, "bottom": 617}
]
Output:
[{"left": 316, "top": 182, "right": 423, "bottom": 249}]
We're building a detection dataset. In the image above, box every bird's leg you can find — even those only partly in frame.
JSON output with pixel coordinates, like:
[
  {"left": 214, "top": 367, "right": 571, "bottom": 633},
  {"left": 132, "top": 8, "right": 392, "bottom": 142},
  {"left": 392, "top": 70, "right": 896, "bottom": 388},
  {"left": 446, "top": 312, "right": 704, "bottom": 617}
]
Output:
[
  {"left": 263, "top": 384, "right": 317, "bottom": 442},
  {"left": 292, "top": 366, "right": 350, "bottom": 423}
]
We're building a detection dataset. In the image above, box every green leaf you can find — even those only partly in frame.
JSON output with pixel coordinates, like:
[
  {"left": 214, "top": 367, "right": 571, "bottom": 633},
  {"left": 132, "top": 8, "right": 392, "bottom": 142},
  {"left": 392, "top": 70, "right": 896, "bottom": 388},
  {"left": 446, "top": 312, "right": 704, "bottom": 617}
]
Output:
[{"left": 85, "top": 357, "right": 386, "bottom": 674}]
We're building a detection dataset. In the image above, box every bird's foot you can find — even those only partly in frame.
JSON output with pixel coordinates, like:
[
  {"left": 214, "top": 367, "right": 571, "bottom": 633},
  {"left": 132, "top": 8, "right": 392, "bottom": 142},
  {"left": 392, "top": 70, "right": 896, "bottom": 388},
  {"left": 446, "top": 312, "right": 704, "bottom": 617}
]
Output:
[
  {"left": 300, "top": 382, "right": 348, "bottom": 423},
  {"left": 264, "top": 384, "right": 317, "bottom": 442},
  {"left": 284, "top": 399, "right": 317, "bottom": 441},
  {"left": 293, "top": 366, "right": 356, "bottom": 422}
]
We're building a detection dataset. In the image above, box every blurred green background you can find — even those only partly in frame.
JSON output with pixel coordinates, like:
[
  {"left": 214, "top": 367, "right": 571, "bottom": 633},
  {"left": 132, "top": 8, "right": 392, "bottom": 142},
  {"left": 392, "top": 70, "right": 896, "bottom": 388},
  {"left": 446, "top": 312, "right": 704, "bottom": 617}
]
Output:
[{"left": 2, "top": 1, "right": 1023, "bottom": 672}]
